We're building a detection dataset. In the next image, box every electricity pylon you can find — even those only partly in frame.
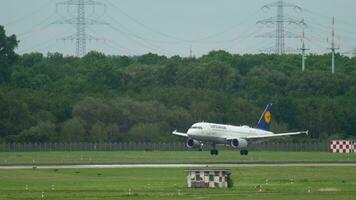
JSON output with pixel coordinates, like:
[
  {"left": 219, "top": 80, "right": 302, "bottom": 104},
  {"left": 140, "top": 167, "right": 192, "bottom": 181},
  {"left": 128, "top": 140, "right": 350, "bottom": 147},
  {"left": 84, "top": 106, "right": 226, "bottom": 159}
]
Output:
[
  {"left": 257, "top": 1, "right": 306, "bottom": 55},
  {"left": 54, "top": 0, "right": 108, "bottom": 57}
]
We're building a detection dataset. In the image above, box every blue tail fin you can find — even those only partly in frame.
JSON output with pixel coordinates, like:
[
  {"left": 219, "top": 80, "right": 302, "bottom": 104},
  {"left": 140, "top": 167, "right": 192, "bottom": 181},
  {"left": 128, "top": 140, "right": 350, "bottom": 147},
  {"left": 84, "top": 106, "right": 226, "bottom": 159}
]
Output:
[{"left": 256, "top": 103, "right": 272, "bottom": 131}]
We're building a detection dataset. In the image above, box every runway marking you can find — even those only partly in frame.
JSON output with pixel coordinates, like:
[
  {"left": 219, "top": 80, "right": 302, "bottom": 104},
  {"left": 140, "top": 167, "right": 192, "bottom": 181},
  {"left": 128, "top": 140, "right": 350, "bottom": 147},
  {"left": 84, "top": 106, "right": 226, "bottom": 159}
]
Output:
[{"left": 1, "top": 163, "right": 356, "bottom": 169}]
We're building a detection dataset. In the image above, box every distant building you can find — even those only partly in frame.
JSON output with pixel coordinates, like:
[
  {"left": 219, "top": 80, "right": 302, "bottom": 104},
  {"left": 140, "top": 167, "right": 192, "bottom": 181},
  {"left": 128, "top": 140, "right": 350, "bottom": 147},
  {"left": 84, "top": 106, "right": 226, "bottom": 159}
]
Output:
[{"left": 186, "top": 169, "right": 231, "bottom": 188}]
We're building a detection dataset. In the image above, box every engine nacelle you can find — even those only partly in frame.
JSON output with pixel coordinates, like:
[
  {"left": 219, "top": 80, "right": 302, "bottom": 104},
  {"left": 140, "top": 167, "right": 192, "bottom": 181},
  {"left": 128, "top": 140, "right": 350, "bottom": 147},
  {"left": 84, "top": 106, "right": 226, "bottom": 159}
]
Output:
[
  {"left": 186, "top": 138, "right": 202, "bottom": 149},
  {"left": 230, "top": 138, "right": 248, "bottom": 149}
]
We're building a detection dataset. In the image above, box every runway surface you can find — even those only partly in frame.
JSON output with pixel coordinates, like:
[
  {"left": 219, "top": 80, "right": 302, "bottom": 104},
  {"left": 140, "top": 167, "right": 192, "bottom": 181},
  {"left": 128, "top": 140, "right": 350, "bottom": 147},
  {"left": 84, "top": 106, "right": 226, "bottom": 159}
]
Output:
[{"left": 1, "top": 163, "right": 356, "bottom": 169}]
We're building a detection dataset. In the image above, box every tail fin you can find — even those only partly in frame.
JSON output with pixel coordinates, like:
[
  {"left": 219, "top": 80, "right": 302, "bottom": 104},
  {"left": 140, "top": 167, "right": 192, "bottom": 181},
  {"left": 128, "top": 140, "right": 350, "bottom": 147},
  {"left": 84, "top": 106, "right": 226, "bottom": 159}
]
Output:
[{"left": 256, "top": 103, "right": 272, "bottom": 131}]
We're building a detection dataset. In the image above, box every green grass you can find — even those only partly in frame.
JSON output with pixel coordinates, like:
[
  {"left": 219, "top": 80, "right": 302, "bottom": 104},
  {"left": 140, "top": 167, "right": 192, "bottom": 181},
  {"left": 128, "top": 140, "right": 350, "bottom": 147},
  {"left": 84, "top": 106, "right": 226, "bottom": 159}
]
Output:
[
  {"left": 0, "top": 166, "right": 356, "bottom": 199},
  {"left": 0, "top": 151, "right": 356, "bottom": 165}
]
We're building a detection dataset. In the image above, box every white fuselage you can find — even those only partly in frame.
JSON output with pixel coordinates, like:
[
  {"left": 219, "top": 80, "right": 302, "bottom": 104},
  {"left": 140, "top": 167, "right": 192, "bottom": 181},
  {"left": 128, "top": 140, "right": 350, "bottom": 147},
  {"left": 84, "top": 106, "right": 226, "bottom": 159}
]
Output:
[{"left": 187, "top": 122, "right": 273, "bottom": 144}]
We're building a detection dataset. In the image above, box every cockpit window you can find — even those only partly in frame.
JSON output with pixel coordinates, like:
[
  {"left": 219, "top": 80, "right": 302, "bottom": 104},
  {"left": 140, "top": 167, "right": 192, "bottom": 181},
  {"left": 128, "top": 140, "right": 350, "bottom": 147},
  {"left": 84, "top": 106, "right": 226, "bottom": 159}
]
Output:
[{"left": 191, "top": 126, "right": 203, "bottom": 129}]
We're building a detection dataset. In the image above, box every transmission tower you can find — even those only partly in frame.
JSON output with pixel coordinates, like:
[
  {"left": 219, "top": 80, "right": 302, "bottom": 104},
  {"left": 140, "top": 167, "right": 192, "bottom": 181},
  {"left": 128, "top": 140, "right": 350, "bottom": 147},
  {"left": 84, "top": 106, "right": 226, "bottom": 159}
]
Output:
[
  {"left": 327, "top": 17, "right": 339, "bottom": 74},
  {"left": 257, "top": 1, "right": 306, "bottom": 55},
  {"left": 54, "top": 0, "right": 108, "bottom": 57}
]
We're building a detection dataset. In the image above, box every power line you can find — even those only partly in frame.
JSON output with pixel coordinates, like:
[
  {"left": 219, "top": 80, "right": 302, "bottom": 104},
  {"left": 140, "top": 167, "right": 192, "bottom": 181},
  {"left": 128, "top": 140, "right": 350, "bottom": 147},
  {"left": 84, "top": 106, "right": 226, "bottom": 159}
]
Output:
[
  {"left": 4, "top": 0, "right": 53, "bottom": 27},
  {"left": 103, "top": 12, "right": 174, "bottom": 55},
  {"left": 104, "top": 0, "right": 189, "bottom": 43},
  {"left": 303, "top": 8, "right": 356, "bottom": 54},
  {"left": 240, "top": 37, "right": 275, "bottom": 54},
  {"left": 104, "top": 0, "right": 263, "bottom": 45},
  {"left": 18, "top": 26, "right": 73, "bottom": 54},
  {"left": 222, "top": 27, "right": 264, "bottom": 52},
  {"left": 17, "top": 13, "right": 57, "bottom": 39},
  {"left": 18, "top": 39, "right": 56, "bottom": 54},
  {"left": 85, "top": 25, "right": 139, "bottom": 55},
  {"left": 188, "top": 9, "right": 262, "bottom": 43},
  {"left": 304, "top": 34, "right": 328, "bottom": 53}
]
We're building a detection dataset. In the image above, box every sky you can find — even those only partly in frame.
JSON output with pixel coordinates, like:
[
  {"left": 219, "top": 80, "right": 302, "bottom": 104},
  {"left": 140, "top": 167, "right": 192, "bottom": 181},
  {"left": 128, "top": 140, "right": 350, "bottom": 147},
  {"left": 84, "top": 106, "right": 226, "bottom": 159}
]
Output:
[{"left": 1, "top": 0, "right": 356, "bottom": 57}]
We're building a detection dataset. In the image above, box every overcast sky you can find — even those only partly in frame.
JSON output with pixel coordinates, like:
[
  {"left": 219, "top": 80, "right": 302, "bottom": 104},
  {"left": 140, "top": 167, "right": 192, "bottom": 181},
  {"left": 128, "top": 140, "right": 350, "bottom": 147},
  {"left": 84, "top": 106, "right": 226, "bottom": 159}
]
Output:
[{"left": 1, "top": 0, "right": 356, "bottom": 57}]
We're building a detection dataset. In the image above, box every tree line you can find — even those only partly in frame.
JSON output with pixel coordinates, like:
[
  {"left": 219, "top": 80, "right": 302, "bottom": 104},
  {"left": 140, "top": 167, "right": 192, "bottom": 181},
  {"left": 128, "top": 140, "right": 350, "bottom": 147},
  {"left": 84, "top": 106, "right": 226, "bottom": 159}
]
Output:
[{"left": 0, "top": 25, "right": 356, "bottom": 143}]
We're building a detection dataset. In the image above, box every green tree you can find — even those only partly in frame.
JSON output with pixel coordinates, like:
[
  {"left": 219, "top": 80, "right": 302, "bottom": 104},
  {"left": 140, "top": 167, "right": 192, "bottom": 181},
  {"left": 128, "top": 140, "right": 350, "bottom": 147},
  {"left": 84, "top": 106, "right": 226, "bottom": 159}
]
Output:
[
  {"left": 19, "top": 120, "right": 56, "bottom": 142},
  {"left": 1, "top": 45, "right": 356, "bottom": 142},
  {"left": 128, "top": 122, "right": 169, "bottom": 142},
  {"left": 60, "top": 117, "right": 86, "bottom": 142},
  {"left": 0, "top": 90, "right": 33, "bottom": 138},
  {"left": 90, "top": 121, "right": 108, "bottom": 142},
  {"left": 0, "top": 25, "right": 18, "bottom": 83}
]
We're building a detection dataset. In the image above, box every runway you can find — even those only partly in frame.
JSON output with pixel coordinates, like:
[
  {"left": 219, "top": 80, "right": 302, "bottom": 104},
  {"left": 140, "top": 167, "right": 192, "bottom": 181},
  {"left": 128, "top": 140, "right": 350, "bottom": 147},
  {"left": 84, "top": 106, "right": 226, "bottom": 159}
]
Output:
[{"left": 1, "top": 162, "right": 356, "bottom": 169}]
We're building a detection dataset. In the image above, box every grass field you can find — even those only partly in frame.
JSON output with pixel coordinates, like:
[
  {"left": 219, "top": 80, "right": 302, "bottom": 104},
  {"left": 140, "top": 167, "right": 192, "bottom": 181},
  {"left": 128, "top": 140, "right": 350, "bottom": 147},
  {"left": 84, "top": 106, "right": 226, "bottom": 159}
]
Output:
[
  {"left": 0, "top": 151, "right": 356, "bottom": 165},
  {"left": 0, "top": 166, "right": 356, "bottom": 200}
]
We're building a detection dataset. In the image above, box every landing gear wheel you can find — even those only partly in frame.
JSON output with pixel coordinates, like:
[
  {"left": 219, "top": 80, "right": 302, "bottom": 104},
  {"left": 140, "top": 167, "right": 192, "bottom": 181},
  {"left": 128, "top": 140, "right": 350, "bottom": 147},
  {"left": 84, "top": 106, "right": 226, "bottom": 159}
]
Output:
[
  {"left": 210, "top": 149, "right": 219, "bottom": 155},
  {"left": 210, "top": 144, "right": 218, "bottom": 156},
  {"left": 240, "top": 150, "right": 248, "bottom": 155}
]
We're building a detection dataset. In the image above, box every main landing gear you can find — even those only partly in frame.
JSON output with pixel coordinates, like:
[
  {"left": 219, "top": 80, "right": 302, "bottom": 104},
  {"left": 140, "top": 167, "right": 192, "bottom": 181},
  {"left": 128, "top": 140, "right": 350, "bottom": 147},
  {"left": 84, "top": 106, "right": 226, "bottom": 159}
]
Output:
[
  {"left": 210, "top": 149, "right": 219, "bottom": 155},
  {"left": 210, "top": 144, "right": 219, "bottom": 155},
  {"left": 240, "top": 149, "right": 248, "bottom": 155}
]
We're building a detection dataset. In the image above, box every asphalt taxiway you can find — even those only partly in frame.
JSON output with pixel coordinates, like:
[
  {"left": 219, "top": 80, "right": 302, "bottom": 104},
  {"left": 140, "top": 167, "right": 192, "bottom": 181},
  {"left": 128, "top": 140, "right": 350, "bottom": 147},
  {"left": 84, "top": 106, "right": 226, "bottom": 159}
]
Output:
[{"left": 1, "top": 162, "right": 356, "bottom": 169}]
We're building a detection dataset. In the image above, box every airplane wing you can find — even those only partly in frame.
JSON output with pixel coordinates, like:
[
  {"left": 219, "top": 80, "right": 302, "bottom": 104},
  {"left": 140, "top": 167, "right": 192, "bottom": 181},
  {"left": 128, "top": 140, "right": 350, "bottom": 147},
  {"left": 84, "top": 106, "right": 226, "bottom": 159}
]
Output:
[
  {"left": 172, "top": 130, "right": 188, "bottom": 137},
  {"left": 245, "top": 130, "right": 308, "bottom": 139}
]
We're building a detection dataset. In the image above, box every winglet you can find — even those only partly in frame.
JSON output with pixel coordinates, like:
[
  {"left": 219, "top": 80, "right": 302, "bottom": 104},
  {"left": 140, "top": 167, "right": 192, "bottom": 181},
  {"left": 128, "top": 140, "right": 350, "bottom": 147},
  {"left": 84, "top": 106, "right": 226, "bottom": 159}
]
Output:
[{"left": 305, "top": 130, "right": 309, "bottom": 135}]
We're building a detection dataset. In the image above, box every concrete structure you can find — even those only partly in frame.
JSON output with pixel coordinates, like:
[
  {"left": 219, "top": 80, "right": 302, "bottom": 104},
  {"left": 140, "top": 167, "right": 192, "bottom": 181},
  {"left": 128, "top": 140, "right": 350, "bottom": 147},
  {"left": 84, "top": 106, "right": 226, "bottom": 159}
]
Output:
[
  {"left": 186, "top": 169, "right": 231, "bottom": 188},
  {"left": 330, "top": 140, "right": 356, "bottom": 153}
]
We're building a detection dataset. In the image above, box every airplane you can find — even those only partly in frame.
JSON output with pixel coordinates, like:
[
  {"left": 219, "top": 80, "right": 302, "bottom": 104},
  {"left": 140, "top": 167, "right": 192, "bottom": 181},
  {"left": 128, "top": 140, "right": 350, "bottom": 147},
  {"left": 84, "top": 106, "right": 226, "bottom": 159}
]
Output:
[{"left": 172, "top": 103, "right": 308, "bottom": 156}]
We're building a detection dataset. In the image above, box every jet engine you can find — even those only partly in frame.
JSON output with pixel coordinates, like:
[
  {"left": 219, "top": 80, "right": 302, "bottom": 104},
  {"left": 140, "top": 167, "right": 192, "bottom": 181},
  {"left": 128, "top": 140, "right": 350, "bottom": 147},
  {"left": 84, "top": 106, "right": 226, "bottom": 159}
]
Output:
[
  {"left": 230, "top": 138, "right": 248, "bottom": 149},
  {"left": 186, "top": 138, "right": 202, "bottom": 149}
]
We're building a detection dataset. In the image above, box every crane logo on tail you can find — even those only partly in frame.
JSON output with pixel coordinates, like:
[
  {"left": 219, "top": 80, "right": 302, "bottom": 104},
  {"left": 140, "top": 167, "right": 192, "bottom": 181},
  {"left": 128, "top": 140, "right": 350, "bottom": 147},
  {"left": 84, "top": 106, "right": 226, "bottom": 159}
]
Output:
[
  {"left": 257, "top": 103, "right": 272, "bottom": 131},
  {"left": 264, "top": 111, "right": 271, "bottom": 124}
]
